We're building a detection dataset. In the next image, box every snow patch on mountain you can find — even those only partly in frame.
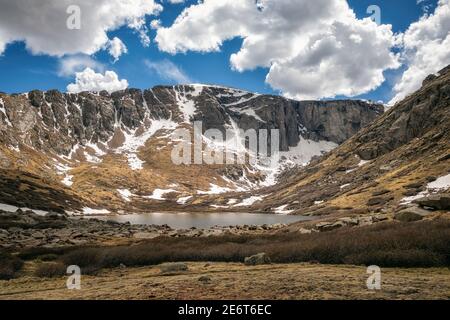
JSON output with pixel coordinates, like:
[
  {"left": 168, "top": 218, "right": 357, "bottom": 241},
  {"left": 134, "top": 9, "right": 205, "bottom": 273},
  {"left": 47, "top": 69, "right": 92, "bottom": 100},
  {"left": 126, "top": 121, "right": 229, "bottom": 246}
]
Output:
[
  {"left": 177, "top": 196, "right": 192, "bottom": 204},
  {"left": 233, "top": 196, "right": 264, "bottom": 207},
  {"left": 258, "top": 136, "right": 338, "bottom": 186},
  {"left": 82, "top": 207, "right": 110, "bottom": 215},
  {"left": 145, "top": 188, "right": 177, "bottom": 200},
  {"left": 197, "top": 183, "right": 235, "bottom": 195},
  {"left": 401, "top": 173, "right": 450, "bottom": 204},
  {"left": 274, "top": 204, "right": 294, "bottom": 215},
  {"left": 116, "top": 118, "right": 177, "bottom": 170},
  {"left": 230, "top": 106, "right": 265, "bottom": 122},
  {"left": 174, "top": 85, "right": 203, "bottom": 122},
  {"left": 0, "top": 98, "right": 12, "bottom": 127},
  {"left": 117, "top": 189, "right": 133, "bottom": 202},
  {"left": 0, "top": 203, "right": 48, "bottom": 216}
]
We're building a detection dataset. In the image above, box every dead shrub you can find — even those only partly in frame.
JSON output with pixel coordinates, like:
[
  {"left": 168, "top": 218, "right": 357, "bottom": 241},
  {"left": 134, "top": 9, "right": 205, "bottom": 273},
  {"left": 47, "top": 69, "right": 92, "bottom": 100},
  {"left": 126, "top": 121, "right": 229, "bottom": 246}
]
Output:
[
  {"left": 20, "top": 219, "right": 450, "bottom": 273},
  {"left": 34, "top": 262, "right": 66, "bottom": 278},
  {"left": 0, "top": 252, "right": 24, "bottom": 280}
]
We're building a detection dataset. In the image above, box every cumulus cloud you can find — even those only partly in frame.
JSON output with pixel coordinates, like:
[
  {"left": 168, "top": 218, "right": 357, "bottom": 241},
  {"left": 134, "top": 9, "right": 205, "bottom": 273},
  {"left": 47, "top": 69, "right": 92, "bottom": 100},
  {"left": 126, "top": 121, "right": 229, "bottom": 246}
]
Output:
[
  {"left": 155, "top": 0, "right": 400, "bottom": 100},
  {"left": 58, "top": 55, "right": 104, "bottom": 77},
  {"left": 107, "top": 37, "right": 128, "bottom": 62},
  {"left": 67, "top": 68, "right": 129, "bottom": 93},
  {"left": 389, "top": 0, "right": 450, "bottom": 104},
  {"left": 144, "top": 59, "right": 191, "bottom": 84},
  {"left": 0, "top": 0, "right": 162, "bottom": 58}
]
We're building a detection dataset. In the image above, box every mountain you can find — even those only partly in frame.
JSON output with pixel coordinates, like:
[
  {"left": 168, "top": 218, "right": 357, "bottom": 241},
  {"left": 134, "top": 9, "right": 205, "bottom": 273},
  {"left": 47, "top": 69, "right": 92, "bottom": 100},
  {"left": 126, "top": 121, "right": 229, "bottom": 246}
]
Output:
[
  {"left": 244, "top": 65, "right": 450, "bottom": 215},
  {"left": 0, "top": 85, "right": 382, "bottom": 213}
]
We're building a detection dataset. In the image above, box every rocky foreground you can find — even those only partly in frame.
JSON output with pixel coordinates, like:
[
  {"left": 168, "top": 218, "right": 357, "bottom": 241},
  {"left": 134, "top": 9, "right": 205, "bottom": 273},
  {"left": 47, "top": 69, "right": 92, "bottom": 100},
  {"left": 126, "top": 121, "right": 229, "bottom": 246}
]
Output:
[{"left": 0, "top": 209, "right": 290, "bottom": 249}]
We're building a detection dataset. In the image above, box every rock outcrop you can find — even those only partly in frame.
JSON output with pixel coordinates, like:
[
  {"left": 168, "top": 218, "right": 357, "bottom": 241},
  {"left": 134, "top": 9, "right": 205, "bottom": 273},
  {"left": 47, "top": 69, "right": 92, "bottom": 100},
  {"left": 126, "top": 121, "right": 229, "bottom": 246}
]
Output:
[
  {"left": 414, "top": 194, "right": 450, "bottom": 210},
  {"left": 395, "top": 207, "right": 431, "bottom": 222},
  {"left": 250, "top": 65, "right": 450, "bottom": 216},
  {"left": 244, "top": 253, "right": 271, "bottom": 266}
]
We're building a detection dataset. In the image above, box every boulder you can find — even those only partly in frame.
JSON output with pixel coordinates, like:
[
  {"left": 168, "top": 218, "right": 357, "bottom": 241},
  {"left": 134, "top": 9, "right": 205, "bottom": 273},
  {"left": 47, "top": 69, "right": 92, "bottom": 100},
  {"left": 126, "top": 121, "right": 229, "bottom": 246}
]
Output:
[
  {"left": 367, "top": 197, "right": 392, "bottom": 206},
  {"left": 244, "top": 253, "right": 271, "bottom": 266},
  {"left": 159, "top": 262, "right": 188, "bottom": 274},
  {"left": 394, "top": 206, "right": 430, "bottom": 222},
  {"left": 298, "top": 228, "right": 312, "bottom": 234},
  {"left": 338, "top": 217, "right": 359, "bottom": 226},
  {"left": 404, "top": 182, "right": 424, "bottom": 189},
  {"left": 371, "top": 214, "right": 389, "bottom": 222},
  {"left": 316, "top": 221, "right": 345, "bottom": 232},
  {"left": 372, "top": 189, "right": 390, "bottom": 196},
  {"left": 358, "top": 216, "right": 374, "bottom": 226},
  {"left": 133, "top": 232, "right": 160, "bottom": 240},
  {"left": 198, "top": 275, "right": 212, "bottom": 283},
  {"left": 414, "top": 194, "right": 450, "bottom": 210}
]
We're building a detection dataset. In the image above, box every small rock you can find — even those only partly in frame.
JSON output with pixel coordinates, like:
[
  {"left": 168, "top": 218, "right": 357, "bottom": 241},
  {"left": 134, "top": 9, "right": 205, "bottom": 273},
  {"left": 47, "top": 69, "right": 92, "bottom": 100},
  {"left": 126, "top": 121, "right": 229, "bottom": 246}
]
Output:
[
  {"left": 244, "top": 253, "right": 271, "bottom": 266},
  {"left": 372, "top": 214, "right": 389, "bottom": 222},
  {"left": 395, "top": 206, "right": 430, "bottom": 222},
  {"left": 31, "top": 231, "right": 45, "bottom": 239},
  {"left": 159, "top": 262, "right": 188, "bottom": 273},
  {"left": 403, "top": 189, "right": 419, "bottom": 197},
  {"left": 133, "top": 232, "right": 160, "bottom": 239},
  {"left": 358, "top": 216, "right": 374, "bottom": 226},
  {"left": 338, "top": 217, "right": 359, "bottom": 226},
  {"left": 316, "top": 221, "right": 344, "bottom": 232},
  {"left": 404, "top": 182, "right": 423, "bottom": 189},
  {"left": 198, "top": 275, "right": 211, "bottom": 283},
  {"left": 367, "top": 197, "right": 392, "bottom": 206},
  {"left": 372, "top": 189, "right": 390, "bottom": 196},
  {"left": 298, "top": 228, "right": 312, "bottom": 234}
]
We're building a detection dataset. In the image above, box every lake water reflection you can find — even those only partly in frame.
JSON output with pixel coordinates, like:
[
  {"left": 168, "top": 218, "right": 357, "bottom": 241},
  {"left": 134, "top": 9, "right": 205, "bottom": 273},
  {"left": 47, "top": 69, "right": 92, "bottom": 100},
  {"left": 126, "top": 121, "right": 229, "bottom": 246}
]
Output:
[{"left": 88, "top": 212, "right": 314, "bottom": 229}]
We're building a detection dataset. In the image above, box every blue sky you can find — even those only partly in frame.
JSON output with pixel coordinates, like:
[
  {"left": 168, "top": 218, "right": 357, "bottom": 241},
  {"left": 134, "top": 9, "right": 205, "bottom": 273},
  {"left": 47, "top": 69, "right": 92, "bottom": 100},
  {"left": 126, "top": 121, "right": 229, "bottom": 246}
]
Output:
[{"left": 0, "top": 0, "right": 442, "bottom": 104}]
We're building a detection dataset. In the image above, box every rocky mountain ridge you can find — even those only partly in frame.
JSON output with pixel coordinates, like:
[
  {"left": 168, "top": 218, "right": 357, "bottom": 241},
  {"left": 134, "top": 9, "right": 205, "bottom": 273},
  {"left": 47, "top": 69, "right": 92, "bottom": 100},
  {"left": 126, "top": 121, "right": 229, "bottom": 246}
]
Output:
[
  {"left": 0, "top": 84, "right": 382, "bottom": 213},
  {"left": 0, "top": 85, "right": 382, "bottom": 155}
]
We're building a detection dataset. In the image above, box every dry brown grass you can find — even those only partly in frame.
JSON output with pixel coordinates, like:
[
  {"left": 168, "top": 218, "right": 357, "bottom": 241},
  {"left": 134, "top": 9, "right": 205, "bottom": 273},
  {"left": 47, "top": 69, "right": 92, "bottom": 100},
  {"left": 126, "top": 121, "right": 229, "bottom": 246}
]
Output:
[
  {"left": 18, "top": 219, "right": 450, "bottom": 275},
  {"left": 1, "top": 262, "right": 449, "bottom": 300},
  {"left": 34, "top": 262, "right": 66, "bottom": 278}
]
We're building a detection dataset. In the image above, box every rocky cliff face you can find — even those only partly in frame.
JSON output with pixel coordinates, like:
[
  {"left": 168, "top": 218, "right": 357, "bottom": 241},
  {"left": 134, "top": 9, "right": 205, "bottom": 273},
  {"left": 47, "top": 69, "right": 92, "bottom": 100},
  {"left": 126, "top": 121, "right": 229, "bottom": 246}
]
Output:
[
  {"left": 0, "top": 85, "right": 382, "bottom": 213},
  {"left": 247, "top": 65, "right": 450, "bottom": 216},
  {"left": 0, "top": 85, "right": 382, "bottom": 155}
]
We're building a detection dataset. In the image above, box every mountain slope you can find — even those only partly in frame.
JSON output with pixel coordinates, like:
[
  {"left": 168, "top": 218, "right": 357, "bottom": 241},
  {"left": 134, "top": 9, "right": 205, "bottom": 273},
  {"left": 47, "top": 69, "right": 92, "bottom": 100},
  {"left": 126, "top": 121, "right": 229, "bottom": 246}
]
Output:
[
  {"left": 246, "top": 65, "right": 450, "bottom": 215},
  {"left": 0, "top": 85, "right": 381, "bottom": 213}
]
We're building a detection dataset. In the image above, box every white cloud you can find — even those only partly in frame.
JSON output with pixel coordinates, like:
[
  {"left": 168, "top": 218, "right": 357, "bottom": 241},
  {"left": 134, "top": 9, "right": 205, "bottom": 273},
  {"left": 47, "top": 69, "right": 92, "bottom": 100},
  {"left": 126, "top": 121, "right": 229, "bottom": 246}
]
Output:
[
  {"left": 107, "top": 37, "right": 128, "bottom": 62},
  {"left": 144, "top": 59, "right": 191, "bottom": 83},
  {"left": 0, "top": 0, "right": 162, "bottom": 57},
  {"left": 67, "top": 68, "right": 129, "bottom": 93},
  {"left": 167, "top": 0, "right": 185, "bottom": 4},
  {"left": 58, "top": 55, "right": 104, "bottom": 77},
  {"left": 150, "top": 19, "right": 162, "bottom": 30},
  {"left": 155, "top": 0, "right": 400, "bottom": 100},
  {"left": 389, "top": 0, "right": 450, "bottom": 104}
]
